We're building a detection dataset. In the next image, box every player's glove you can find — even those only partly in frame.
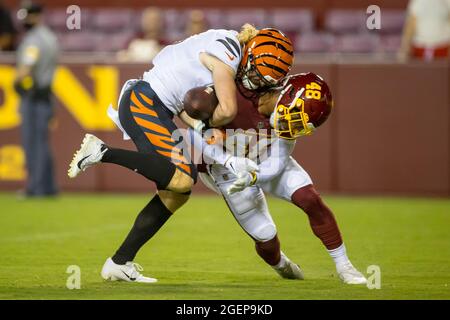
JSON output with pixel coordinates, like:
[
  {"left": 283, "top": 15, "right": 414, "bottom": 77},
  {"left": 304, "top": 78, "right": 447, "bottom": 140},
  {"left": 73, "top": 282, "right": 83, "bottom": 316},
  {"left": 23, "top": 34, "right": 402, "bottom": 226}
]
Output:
[
  {"left": 227, "top": 170, "right": 258, "bottom": 195},
  {"left": 193, "top": 119, "right": 205, "bottom": 133},
  {"left": 224, "top": 156, "right": 259, "bottom": 176}
]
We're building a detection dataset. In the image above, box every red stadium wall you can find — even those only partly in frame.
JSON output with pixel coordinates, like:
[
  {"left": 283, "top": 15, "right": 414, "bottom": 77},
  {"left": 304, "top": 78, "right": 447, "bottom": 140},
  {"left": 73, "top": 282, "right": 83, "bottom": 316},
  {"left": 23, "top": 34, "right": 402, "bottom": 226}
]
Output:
[{"left": 0, "top": 60, "right": 448, "bottom": 196}]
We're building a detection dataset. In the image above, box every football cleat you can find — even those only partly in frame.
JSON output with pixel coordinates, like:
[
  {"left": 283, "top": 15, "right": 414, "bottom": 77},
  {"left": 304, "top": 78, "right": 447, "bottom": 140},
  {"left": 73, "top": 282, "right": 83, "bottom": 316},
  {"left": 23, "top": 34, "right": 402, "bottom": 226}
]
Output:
[
  {"left": 336, "top": 262, "right": 367, "bottom": 285},
  {"left": 68, "top": 133, "right": 107, "bottom": 178},
  {"left": 101, "top": 257, "right": 158, "bottom": 283},
  {"left": 273, "top": 253, "right": 304, "bottom": 280}
]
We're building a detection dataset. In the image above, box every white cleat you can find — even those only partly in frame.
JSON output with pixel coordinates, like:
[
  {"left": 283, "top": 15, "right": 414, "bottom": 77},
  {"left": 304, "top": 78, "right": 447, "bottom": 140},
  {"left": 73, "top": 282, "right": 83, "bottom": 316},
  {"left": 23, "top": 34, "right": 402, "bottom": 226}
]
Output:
[
  {"left": 273, "top": 253, "right": 304, "bottom": 280},
  {"left": 101, "top": 257, "right": 158, "bottom": 283},
  {"left": 337, "top": 262, "right": 367, "bottom": 285},
  {"left": 68, "top": 133, "right": 107, "bottom": 178}
]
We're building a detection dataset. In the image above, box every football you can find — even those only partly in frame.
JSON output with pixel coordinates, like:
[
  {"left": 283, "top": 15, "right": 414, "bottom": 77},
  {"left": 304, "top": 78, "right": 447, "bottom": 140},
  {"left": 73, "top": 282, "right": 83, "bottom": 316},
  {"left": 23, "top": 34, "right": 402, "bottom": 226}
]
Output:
[{"left": 183, "top": 85, "right": 218, "bottom": 120}]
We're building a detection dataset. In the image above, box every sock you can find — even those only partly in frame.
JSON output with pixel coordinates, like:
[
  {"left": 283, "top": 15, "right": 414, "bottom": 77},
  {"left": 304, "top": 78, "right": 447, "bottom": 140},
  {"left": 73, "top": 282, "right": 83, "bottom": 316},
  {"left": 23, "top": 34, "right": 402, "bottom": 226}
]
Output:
[
  {"left": 112, "top": 194, "right": 172, "bottom": 265},
  {"left": 255, "top": 235, "right": 281, "bottom": 266},
  {"left": 291, "top": 185, "right": 343, "bottom": 250},
  {"left": 327, "top": 243, "right": 350, "bottom": 267},
  {"left": 273, "top": 252, "right": 288, "bottom": 269},
  {"left": 101, "top": 147, "right": 177, "bottom": 190}
]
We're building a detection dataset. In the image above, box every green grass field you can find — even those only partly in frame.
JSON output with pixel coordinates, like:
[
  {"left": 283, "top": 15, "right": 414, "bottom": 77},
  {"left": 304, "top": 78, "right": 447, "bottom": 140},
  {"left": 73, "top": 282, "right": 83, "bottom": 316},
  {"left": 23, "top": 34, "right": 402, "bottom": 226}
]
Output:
[{"left": 0, "top": 192, "right": 449, "bottom": 300}]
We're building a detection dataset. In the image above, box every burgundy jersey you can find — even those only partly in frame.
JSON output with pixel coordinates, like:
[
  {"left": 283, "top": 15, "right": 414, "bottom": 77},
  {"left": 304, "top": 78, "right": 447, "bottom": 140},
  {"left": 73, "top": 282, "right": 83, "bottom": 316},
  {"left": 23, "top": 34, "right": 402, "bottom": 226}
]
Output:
[
  {"left": 197, "top": 88, "right": 275, "bottom": 173},
  {"left": 222, "top": 90, "right": 272, "bottom": 132}
]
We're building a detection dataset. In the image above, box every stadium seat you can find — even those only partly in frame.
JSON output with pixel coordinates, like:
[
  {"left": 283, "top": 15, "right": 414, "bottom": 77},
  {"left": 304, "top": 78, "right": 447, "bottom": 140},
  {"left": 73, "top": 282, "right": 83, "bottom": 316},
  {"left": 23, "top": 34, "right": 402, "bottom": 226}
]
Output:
[
  {"left": 46, "top": 8, "right": 71, "bottom": 31},
  {"left": 45, "top": 8, "right": 92, "bottom": 31},
  {"left": 58, "top": 31, "right": 98, "bottom": 51},
  {"left": 94, "top": 31, "right": 136, "bottom": 52},
  {"left": 333, "top": 34, "right": 380, "bottom": 53},
  {"left": 380, "top": 10, "right": 406, "bottom": 34},
  {"left": 379, "top": 34, "right": 402, "bottom": 53},
  {"left": 225, "top": 9, "right": 267, "bottom": 30},
  {"left": 41, "top": 7, "right": 404, "bottom": 53},
  {"left": 162, "top": 9, "right": 187, "bottom": 42},
  {"left": 164, "top": 9, "right": 187, "bottom": 33},
  {"left": 91, "top": 9, "right": 134, "bottom": 32},
  {"left": 270, "top": 9, "right": 314, "bottom": 34},
  {"left": 295, "top": 32, "right": 335, "bottom": 53},
  {"left": 324, "top": 9, "right": 367, "bottom": 34},
  {"left": 203, "top": 9, "right": 227, "bottom": 30}
]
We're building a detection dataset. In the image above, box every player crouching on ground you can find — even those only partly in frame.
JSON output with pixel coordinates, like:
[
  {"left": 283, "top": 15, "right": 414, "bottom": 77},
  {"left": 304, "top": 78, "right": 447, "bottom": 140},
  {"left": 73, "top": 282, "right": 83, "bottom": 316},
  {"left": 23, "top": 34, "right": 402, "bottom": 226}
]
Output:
[{"left": 195, "top": 73, "right": 367, "bottom": 284}]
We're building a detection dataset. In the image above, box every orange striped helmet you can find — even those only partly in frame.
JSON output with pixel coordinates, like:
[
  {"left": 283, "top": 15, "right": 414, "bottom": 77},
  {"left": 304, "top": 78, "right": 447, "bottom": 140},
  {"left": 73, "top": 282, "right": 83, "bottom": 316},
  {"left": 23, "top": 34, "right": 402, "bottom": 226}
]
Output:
[{"left": 238, "top": 28, "right": 294, "bottom": 91}]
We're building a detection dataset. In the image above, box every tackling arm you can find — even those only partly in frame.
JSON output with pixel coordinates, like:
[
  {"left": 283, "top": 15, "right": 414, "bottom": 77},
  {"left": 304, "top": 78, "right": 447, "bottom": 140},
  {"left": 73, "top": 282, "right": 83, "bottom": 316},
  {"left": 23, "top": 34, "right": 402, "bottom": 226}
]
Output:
[
  {"left": 188, "top": 127, "right": 229, "bottom": 165},
  {"left": 188, "top": 128, "right": 258, "bottom": 174},
  {"left": 227, "top": 137, "right": 295, "bottom": 195}
]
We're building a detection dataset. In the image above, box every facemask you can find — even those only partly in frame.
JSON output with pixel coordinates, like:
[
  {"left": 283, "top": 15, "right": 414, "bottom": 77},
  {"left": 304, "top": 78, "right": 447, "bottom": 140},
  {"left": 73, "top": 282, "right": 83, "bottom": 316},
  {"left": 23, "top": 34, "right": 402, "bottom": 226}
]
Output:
[{"left": 241, "top": 75, "right": 259, "bottom": 90}]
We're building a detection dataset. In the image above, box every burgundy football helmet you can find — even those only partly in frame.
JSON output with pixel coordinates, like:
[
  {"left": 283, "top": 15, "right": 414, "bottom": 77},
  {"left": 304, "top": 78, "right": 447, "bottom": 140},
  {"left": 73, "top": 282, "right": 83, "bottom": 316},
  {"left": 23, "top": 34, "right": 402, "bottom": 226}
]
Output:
[{"left": 271, "top": 72, "right": 333, "bottom": 139}]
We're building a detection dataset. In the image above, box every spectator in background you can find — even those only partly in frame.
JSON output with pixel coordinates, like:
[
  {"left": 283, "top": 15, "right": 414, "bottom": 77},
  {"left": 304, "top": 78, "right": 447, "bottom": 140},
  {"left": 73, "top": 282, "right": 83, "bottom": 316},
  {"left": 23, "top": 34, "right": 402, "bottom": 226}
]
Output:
[
  {"left": 398, "top": 0, "right": 450, "bottom": 61},
  {"left": 185, "top": 10, "right": 207, "bottom": 37},
  {"left": 14, "top": 2, "right": 59, "bottom": 198},
  {"left": 0, "top": 0, "right": 17, "bottom": 51},
  {"left": 117, "top": 7, "right": 167, "bottom": 62}
]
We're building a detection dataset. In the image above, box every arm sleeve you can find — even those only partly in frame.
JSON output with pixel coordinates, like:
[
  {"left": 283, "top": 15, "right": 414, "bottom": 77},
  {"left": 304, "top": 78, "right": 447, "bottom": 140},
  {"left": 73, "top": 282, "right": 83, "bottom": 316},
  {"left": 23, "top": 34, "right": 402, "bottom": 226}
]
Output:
[
  {"left": 204, "top": 31, "right": 241, "bottom": 73},
  {"left": 188, "top": 128, "right": 230, "bottom": 166},
  {"left": 255, "top": 138, "right": 296, "bottom": 184}
]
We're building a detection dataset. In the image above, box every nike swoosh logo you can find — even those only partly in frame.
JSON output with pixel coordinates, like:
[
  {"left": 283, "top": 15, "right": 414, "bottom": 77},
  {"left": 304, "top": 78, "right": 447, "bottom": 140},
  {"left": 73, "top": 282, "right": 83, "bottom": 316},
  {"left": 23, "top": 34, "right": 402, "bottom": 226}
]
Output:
[
  {"left": 77, "top": 155, "right": 90, "bottom": 169},
  {"left": 225, "top": 51, "right": 235, "bottom": 61},
  {"left": 121, "top": 271, "right": 136, "bottom": 281}
]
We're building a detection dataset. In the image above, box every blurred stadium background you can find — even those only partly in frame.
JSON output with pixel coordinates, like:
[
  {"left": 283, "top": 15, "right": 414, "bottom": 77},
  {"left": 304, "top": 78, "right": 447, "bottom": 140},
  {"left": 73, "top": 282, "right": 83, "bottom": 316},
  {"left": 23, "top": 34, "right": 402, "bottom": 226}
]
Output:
[
  {"left": 0, "top": 0, "right": 449, "bottom": 300},
  {"left": 0, "top": 0, "right": 448, "bottom": 196}
]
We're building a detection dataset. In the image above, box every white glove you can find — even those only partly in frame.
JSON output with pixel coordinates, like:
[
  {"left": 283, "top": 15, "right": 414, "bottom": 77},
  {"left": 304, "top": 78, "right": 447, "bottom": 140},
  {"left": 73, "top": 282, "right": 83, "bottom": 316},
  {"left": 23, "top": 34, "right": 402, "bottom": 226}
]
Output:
[
  {"left": 227, "top": 171, "right": 257, "bottom": 195},
  {"left": 224, "top": 156, "right": 259, "bottom": 175},
  {"left": 193, "top": 120, "right": 205, "bottom": 133}
]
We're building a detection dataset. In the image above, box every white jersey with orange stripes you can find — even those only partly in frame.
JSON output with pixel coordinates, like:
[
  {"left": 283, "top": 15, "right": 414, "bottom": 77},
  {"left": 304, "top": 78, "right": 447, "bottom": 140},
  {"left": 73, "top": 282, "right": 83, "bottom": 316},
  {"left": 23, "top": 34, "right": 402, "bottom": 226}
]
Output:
[{"left": 143, "top": 29, "right": 242, "bottom": 115}]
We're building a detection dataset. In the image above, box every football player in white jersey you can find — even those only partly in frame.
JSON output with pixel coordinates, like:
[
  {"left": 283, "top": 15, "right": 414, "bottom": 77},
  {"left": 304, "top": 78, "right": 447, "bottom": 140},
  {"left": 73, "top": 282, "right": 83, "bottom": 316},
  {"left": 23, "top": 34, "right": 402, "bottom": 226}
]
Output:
[
  {"left": 197, "top": 73, "right": 367, "bottom": 284},
  {"left": 67, "top": 25, "right": 294, "bottom": 283}
]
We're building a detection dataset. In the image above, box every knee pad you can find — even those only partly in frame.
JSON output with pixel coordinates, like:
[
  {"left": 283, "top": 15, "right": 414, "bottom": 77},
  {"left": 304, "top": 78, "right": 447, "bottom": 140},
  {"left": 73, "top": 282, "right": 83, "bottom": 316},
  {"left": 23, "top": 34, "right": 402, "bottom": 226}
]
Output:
[
  {"left": 252, "top": 222, "right": 277, "bottom": 242},
  {"left": 223, "top": 184, "right": 276, "bottom": 242}
]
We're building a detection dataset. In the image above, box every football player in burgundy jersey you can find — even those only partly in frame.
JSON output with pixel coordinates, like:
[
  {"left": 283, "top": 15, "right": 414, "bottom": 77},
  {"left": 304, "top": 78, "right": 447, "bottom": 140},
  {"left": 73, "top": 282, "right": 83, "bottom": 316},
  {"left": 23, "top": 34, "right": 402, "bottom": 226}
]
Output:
[{"left": 196, "top": 73, "right": 367, "bottom": 284}]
